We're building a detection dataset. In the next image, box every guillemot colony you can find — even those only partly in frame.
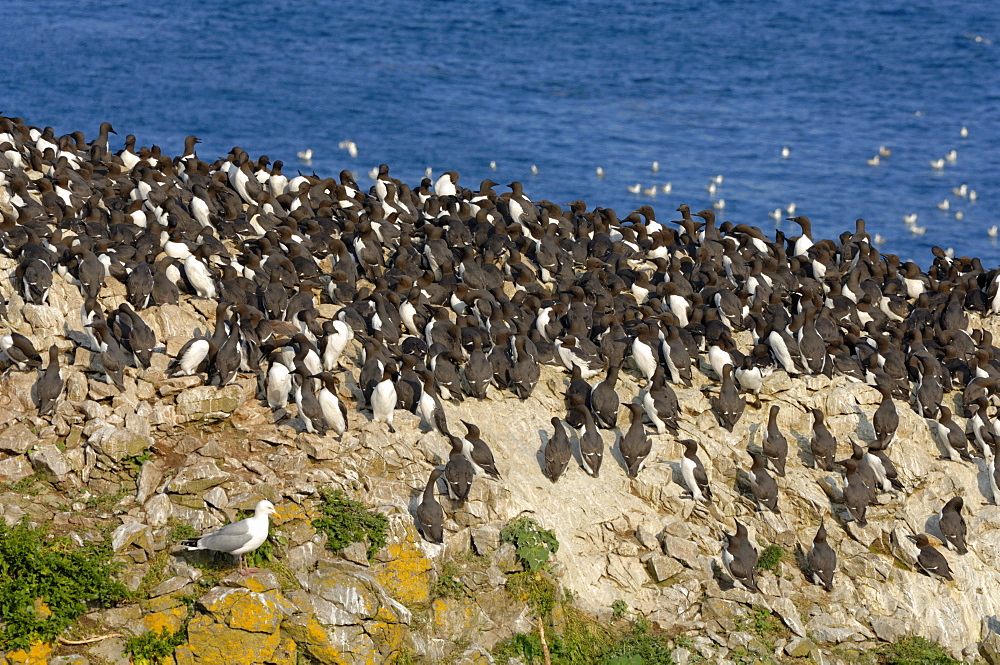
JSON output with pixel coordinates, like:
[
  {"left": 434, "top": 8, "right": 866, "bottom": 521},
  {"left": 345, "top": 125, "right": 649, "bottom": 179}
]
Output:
[{"left": 1, "top": 115, "right": 998, "bottom": 594}]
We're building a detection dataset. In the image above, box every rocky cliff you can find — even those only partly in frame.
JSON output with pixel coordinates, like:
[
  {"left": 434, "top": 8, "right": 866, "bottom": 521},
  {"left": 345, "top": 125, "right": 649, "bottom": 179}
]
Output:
[{"left": 1, "top": 258, "right": 1000, "bottom": 664}]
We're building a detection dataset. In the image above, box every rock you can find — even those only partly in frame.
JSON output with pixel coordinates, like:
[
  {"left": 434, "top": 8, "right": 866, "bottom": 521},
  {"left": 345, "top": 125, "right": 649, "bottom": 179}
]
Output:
[
  {"left": 136, "top": 462, "right": 164, "bottom": 504},
  {"left": 0, "top": 422, "right": 38, "bottom": 454},
  {"left": 785, "top": 637, "right": 816, "bottom": 658},
  {"left": 166, "top": 458, "right": 231, "bottom": 494},
  {"left": 144, "top": 493, "right": 174, "bottom": 526},
  {"left": 981, "top": 616, "right": 1000, "bottom": 665},
  {"left": 174, "top": 382, "right": 253, "bottom": 419},
  {"left": 645, "top": 554, "right": 684, "bottom": 583},
  {"left": 471, "top": 526, "right": 501, "bottom": 554},
  {"left": 662, "top": 534, "right": 701, "bottom": 567},
  {"left": 0, "top": 455, "right": 34, "bottom": 484},
  {"left": 204, "top": 486, "right": 229, "bottom": 509},
  {"left": 341, "top": 541, "right": 370, "bottom": 566},
  {"left": 111, "top": 521, "right": 152, "bottom": 553},
  {"left": 87, "top": 426, "right": 153, "bottom": 463},
  {"left": 28, "top": 443, "right": 73, "bottom": 480}
]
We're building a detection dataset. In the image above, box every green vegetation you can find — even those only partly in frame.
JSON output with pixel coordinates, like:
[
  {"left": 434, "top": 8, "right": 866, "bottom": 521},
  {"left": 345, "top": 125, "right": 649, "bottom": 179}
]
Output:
[
  {"left": 507, "top": 571, "right": 559, "bottom": 616},
  {"left": 494, "top": 609, "right": 676, "bottom": 665},
  {"left": 611, "top": 600, "right": 629, "bottom": 619},
  {"left": 169, "top": 521, "right": 198, "bottom": 542},
  {"left": 500, "top": 516, "right": 559, "bottom": 572},
  {"left": 84, "top": 489, "right": 126, "bottom": 511},
  {"left": 755, "top": 545, "right": 786, "bottom": 574},
  {"left": 122, "top": 450, "right": 152, "bottom": 475},
  {"left": 734, "top": 606, "right": 784, "bottom": 653},
  {"left": 124, "top": 627, "right": 187, "bottom": 664},
  {"left": 1, "top": 472, "right": 42, "bottom": 494},
  {"left": 433, "top": 561, "right": 469, "bottom": 599},
  {"left": 0, "top": 519, "right": 129, "bottom": 650},
  {"left": 878, "top": 635, "right": 960, "bottom": 665},
  {"left": 311, "top": 489, "right": 389, "bottom": 562}
]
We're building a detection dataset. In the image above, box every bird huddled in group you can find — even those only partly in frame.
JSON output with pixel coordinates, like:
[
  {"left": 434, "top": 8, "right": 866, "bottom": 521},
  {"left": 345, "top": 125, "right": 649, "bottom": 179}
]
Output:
[{"left": 3, "top": 114, "right": 994, "bottom": 595}]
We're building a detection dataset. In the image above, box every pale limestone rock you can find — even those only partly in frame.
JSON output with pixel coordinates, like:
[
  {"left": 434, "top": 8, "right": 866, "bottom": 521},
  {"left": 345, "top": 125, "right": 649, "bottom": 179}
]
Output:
[
  {"left": 0, "top": 454, "right": 34, "bottom": 484},
  {"left": 0, "top": 422, "right": 38, "bottom": 454},
  {"left": 166, "top": 458, "right": 231, "bottom": 494},
  {"left": 29, "top": 443, "right": 73, "bottom": 479}
]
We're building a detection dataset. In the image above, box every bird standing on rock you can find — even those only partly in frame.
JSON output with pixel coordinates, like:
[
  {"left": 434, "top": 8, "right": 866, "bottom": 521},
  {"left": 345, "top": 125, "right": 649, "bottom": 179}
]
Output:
[
  {"left": 722, "top": 520, "right": 759, "bottom": 593},
  {"left": 416, "top": 469, "right": 445, "bottom": 544},
  {"left": 36, "top": 344, "right": 63, "bottom": 416},
  {"left": 182, "top": 499, "right": 276, "bottom": 574},
  {"left": 908, "top": 533, "right": 953, "bottom": 581},
  {"left": 807, "top": 520, "right": 836, "bottom": 591}
]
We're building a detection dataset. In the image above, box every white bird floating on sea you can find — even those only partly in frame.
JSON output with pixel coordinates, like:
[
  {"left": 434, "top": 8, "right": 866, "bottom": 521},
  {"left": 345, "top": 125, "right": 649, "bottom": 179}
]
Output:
[
  {"left": 769, "top": 208, "right": 782, "bottom": 221},
  {"left": 781, "top": 146, "right": 790, "bottom": 159},
  {"left": 953, "top": 184, "right": 968, "bottom": 198},
  {"left": 660, "top": 182, "right": 672, "bottom": 194},
  {"left": 337, "top": 140, "right": 358, "bottom": 158},
  {"left": 946, "top": 150, "right": 958, "bottom": 164},
  {"left": 970, "top": 190, "right": 978, "bottom": 202},
  {"left": 874, "top": 234, "right": 885, "bottom": 245},
  {"left": 367, "top": 166, "right": 378, "bottom": 180},
  {"left": 961, "top": 126, "right": 969, "bottom": 138},
  {"left": 938, "top": 199, "right": 950, "bottom": 211},
  {"left": 530, "top": 165, "right": 539, "bottom": 175},
  {"left": 627, "top": 183, "right": 641, "bottom": 194},
  {"left": 424, "top": 167, "right": 433, "bottom": 179},
  {"left": 707, "top": 182, "right": 717, "bottom": 196},
  {"left": 595, "top": 167, "right": 605, "bottom": 178},
  {"left": 489, "top": 160, "right": 497, "bottom": 171},
  {"left": 904, "top": 213, "right": 918, "bottom": 225},
  {"left": 711, "top": 174, "right": 724, "bottom": 185},
  {"left": 930, "top": 159, "right": 945, "bottom": 170},
  {"left": 642, "top": 186, "right": 658, "bottom": 197},
  {"left": 955, "top": 211, "right": 965, "bottom": 221},
  {"left": 910, "top": 225, "right": 926, "bottom": 235},
  {"left": 713, "top": 198, "right": 726, "bottom": 210},
  {"left": 786, "top": 202, "right": 797, "bottom": 215},
  {"left": 878, "top": 145, "right": 891, "bottom": 157},
  {"left": 296, "top": 149, "right": 313, "bottom": 163},
  {"left": 651, "top": 161, "right": 659, "bottom": 173},
  {"left": 988, "top": 225, "right": 998, "bottom": 239},
  {"left": 182, "top": 499, "right": 277, "bottom": 573},
  {"left": 867, "top": 155, "right": 880, "bottom": 166}
]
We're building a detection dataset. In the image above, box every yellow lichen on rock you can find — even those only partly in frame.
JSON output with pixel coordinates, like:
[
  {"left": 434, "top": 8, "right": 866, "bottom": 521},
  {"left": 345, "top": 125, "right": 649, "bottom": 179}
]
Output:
[
  {"left": 371, "top": 537, "right": 433, "bottom": 607},
  {"left": 361, "top": 620, "right": 409, "bottom": 665},
  {"left": 227, "top": 591, "right": 282, "bottom": 633},
  {"left": 280, "top": 614, "right": 349, "bottom": 665},
  {"left": 143, "top": 604, "right": 188, "bottom": 634},
  {"left": 176, "top": 614, "right": 282, "bottom": 665},
  {"left": 3, "top": 641, "right": 52, "bottom": 665}
]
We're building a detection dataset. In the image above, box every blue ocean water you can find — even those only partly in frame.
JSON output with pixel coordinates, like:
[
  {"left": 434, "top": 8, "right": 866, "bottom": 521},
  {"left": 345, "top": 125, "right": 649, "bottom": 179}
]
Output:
[{"left": 3, "top": 0, "right": 998, "bottom": 263}]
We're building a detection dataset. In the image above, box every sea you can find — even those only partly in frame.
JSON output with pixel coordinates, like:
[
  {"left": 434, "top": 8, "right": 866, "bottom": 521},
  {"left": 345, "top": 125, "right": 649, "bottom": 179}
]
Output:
[{"left": 3, "top": 0, "right": 998, "bottom": 265}]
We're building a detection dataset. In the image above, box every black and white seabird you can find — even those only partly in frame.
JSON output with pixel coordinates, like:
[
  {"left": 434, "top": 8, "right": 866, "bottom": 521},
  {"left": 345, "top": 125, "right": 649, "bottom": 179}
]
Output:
[
  {"left": 934, "top": 405, "right": 974, "bottom": 462},
  {"left": 619, "top": 403, "right": 651, "bottom": 478},
  {"left": 763, "top": 405, "right": 788, "bottom": 477},
  {"left": 461, "top": 420, "right": 501, "bottom": 479},
  {"left": 680, "top": 439, "right": 712, "bottom": 503},
  {"left": 36, "top": 345, "right": 63, "bottom": 416},
  {"left": 840, "top": 459, "right": 873, "bottom": 527},
  {"left": 871, "top": 386, "right": 898, "bottom": 445},
  {"left": 810, "top": 409, "right": 837, "bottom": 471},
  {"left": 417, "top": 370, "right": 449, "bottom": 436},
  {"left": 313, "top": 372, "right": 348, "bottom": 436},
  {"left": 938, "top": 496, "right": 968, "bottom": 555},
  {"left": 746, "top": 451, "right": 780, "bottom": 514},
  {"left": 292, "top": 367, "right": 326, "bottom": 435},
  {"left": 444, "top": 435, "right": 474, "bottom": 502},
  {"left": 722, "top": 521, "right": 759, "bottom": 593},
  {"left": 371, "top": 366, "right": 398, "bottom": 433},
  {"left": 589, "top": 364, "right": 621, "bottom": 430},
  {"left": 907, "top": 533, "right": 953, "bottom": 581},
  {"left": 807, "top": 520, "right": 836, "bottom": 591},
  {"left": 544, "top": 417, "right": 572, "bottom": 482},
  {"left": 713, "top": 364, "right": 744, "bottom": 432},
  {"left": 642, "top": 367, "right": 679, "bottom": 435},
  {"left": 0, "top": 332, "right": 42, "bottom": 371},
  {"left": 416, "top": 468, "right": 445, "bottom": 544},
  {"left": 573, "top": 404, "right": 603, "bottom": 478}
]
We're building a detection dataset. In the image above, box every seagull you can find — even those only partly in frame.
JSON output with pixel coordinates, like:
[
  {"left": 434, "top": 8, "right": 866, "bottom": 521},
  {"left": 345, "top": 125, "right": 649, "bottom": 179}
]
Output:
[
  {"left": 867, "top": 155, "right": 880, "bottom": 166},
  {"left": 987, "top": 226, "right": 997, "bottom": 239},
  {"left": 955, "top": 211, "right": 964, "bottom": 221},
  {"left": 642, "top": 186, "right": 658, "bottom": 197},
  {"left": 661, "top": 182, "right": 672, "bottom": 194},
  {"left": 879, "top": 145, "right": 892, "bottom": 157},
  {"left": 910, "top": 225, "right": 926, "bottom": 235},
  {"left": 707, "top": 182, "right": 717, "bottom": 196},
  {"left": 651, "top": 160, "right": 659, "bottom": 173},
  {"left": 781, "top": 146, "right": 790, "bottom": 159},
  {"left": 367, "top": 166, "right": 378, "bottom": 180},
  {"left": 627, "top": 183, "right": 641, "bottom": 195},
  {"left": 952, "top": 184, "right": 968, "bottom": 198},
  {"left": 296, "top": 149, "right": 313, "bottom": 163},
  {"left": 711, "top": 174, "right": 724, "bottom": 185},
  {"left": 337, "top": 140, "right": 358, "bottom": 158},
  {"left": 969, "top": 190, "right": 978, "bottom": 202},
  {"left": 769, "top": 208, "right": 782, "bottom": 221},
  {"left": 530, "top": 164, "right": 539, "bottom": 175},
  {"left": 182, "top": 499, "right": 277, "bottom": 573},
  {"left": 489, "top": 160, "right": 497, "bottom": 171},
  {"left": 713, "top": 198, "right": 726, "bottom": 210},
  {"left": 595, "top": 166, "right": 605, "bottom": 178},
  {"left": 874, "top": 234, "right": 885, "bottom": 245},
  {"left": 786, "top": 202, "right": 797, "bottom": 215},
  {"left": 424, "top": 167, "right": 433, "bottom": 179},
  {"left": 937, "top": 199, "right": 950, "bottom": 211},
  {"left": 946, "top": 150, "right": 958, "bottom": 164},
  {"left": 961, "top": 126, "right": 969, "bottom": 138},
  {"left": 930, "top": 159, "right": 945, "bottom": 170},
  {"left": 904, "top": 213, "right": 918, "bottom": 225}
]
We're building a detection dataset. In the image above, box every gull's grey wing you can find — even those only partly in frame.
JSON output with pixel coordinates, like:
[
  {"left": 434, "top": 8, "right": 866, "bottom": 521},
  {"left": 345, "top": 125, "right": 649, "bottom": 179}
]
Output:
[{"left": 198, "top": 519, "right": 255, "bottom": 553}]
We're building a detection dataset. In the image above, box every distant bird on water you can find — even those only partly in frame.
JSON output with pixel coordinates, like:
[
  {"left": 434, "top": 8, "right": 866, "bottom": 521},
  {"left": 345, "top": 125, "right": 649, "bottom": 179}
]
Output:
[
  {"left": 781, "top": 146, "right": 790, "bottom": 159},
  {"left": 296, "top": 148, "right": 313, "bottom": 163}
]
